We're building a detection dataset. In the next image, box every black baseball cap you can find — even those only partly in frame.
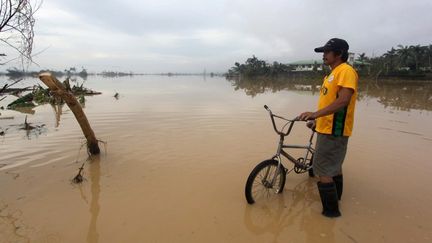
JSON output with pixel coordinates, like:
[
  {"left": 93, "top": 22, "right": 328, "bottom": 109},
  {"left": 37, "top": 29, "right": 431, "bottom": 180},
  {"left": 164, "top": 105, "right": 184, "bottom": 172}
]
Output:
[{"left": 314, "top": 38, "right": 349, "bottom": 53}]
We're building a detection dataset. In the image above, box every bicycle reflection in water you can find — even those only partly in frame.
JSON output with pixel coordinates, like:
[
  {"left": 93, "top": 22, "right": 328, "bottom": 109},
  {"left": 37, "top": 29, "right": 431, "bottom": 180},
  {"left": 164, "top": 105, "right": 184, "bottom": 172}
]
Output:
[{"left": 243, "top": 178, "right": 336, "bottom": 243}]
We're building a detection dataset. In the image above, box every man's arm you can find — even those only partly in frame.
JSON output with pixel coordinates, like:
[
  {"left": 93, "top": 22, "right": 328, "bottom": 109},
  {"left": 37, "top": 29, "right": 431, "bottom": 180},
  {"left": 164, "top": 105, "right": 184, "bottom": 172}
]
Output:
[{"left": 298, "top": 87, "right": 354, "bottom": 120}]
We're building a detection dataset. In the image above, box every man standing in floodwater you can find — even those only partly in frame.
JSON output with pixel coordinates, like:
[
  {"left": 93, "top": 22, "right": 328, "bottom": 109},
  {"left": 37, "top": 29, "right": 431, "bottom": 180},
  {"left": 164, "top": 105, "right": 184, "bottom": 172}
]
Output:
[{"left": 298, "top": 38, "right": 358, "bottom": 218}]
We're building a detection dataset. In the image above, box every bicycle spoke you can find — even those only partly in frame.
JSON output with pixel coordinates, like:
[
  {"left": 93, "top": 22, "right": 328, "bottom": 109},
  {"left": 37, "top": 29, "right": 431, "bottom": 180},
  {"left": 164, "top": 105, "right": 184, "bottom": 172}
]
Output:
[
  {"left": 246, "top": 160, "right": 286, "bottom": 204},
  {"left": 252, "top": 166, "right": 281, "bottom": 201},
  {"left": 252, "top": 187, "right": 267, "bottom": 200},
  {"left": 252, "top": 182, "right": 266, "bottom": 193}
]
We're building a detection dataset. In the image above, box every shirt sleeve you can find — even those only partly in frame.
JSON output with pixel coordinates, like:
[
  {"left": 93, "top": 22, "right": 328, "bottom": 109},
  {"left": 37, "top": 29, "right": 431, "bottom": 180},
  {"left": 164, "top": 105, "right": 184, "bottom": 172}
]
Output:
[{"left": 337, "top": 68, "right": 358, "bottom": 91}]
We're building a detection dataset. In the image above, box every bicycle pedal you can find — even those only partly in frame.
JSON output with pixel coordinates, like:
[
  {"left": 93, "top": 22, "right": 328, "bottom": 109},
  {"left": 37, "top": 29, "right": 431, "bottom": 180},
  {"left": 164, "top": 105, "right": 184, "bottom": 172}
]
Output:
[{"left": 295, "top": 163, "right": 307, "bottom": 170}]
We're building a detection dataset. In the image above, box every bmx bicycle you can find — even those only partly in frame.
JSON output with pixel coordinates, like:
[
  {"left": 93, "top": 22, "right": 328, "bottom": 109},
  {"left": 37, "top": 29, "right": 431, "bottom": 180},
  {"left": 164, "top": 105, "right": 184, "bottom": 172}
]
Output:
[{"left": 245, "top": 105, "right": 316, "bottom": 204}]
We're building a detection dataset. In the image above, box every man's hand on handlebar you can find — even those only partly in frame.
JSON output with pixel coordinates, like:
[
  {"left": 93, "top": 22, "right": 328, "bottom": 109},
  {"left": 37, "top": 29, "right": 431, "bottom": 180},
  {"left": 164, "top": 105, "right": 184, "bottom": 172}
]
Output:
[
  {"left": 306, "top": 120, "right": 316, "bottom": 130},
  {"left": 297, "top": 111, "right": 316, "bottom": 121}
]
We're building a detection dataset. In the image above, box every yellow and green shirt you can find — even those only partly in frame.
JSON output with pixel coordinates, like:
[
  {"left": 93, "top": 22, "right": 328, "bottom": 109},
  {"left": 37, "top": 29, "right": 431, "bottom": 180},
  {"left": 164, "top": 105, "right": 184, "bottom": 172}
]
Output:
[{"left": 316, "top": 63, "right": 358, "bottom": 137}]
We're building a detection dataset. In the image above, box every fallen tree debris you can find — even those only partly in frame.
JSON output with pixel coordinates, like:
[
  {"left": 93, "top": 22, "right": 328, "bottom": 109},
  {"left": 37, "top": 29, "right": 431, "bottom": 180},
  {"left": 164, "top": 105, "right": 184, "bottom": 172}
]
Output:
[
  {"left": 3, "top": 78, "right": 101, "bottom": 113},
  {"left": 20, "top": 115, "right": 45, "bottom": 131},
  {"left": 39, "top": 72, "right": 100, "bottom": 155},
  {"left": 7, "top": 93, "right": 35, "bottom": 109}
]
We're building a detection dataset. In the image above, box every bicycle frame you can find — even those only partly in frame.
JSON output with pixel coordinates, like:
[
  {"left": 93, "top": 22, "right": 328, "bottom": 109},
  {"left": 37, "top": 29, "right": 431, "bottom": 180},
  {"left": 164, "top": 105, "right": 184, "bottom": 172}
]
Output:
[
  {"left": 263, "top": 105, "right": 315, "bottom": 183},
  {"left": 275, "top": 130, "right": 315, "bottom": 173}
]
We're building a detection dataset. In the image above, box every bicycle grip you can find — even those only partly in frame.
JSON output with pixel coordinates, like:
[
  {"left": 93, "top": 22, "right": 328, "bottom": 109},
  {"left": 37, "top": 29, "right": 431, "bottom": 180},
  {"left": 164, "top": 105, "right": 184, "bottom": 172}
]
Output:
[{"left": 264, "top": 105, "right": 269, "bottom": 110}]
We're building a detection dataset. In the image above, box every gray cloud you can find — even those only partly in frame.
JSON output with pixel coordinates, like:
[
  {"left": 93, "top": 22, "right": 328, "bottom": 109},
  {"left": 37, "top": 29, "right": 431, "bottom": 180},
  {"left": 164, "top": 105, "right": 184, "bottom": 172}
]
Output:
[{"left": 2, "top": 0, "right": 431, "bottom": 72}]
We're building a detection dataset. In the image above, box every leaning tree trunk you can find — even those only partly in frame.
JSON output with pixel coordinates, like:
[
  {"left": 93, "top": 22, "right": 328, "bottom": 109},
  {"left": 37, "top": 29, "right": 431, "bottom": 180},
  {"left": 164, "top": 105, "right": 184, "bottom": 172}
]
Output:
[{"left": 39, "top": 72, "right": 100, "bottom": 154}]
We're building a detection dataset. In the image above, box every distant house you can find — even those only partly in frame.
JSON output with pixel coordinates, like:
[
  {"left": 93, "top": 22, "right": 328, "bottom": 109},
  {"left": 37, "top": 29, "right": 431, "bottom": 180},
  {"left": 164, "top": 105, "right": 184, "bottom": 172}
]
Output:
[
  {"left": 289, "top": 53, "right": 371, "bottom": 72},
  {"left": 353, "top": 60, "right": 372, "bottom": 67},
  {"left": 289, "top": 60, "right": 324, "bottom": 72}
]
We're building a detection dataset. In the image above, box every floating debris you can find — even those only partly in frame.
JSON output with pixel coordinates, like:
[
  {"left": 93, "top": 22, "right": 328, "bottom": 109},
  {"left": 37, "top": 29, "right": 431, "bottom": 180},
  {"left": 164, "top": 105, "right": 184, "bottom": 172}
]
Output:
[
  {"left": 1, "top": 127, "right": 9, "bottom": 136},
  {"left": 79, "top": 94, "right": 85, "bottom": 104},
  {"left": 63, "top": 78, "right": 72, "bottom": 92},
  {"left": 22, "top": 116, "right": 35, "bottom": 130},
  {"left": 33, "top": 85, "right": 52, "bottom": 104},
  {"left": 20, "top": 116, "right": 45, "bottom": 131},
  {"left": 5, "top": 79, "right": 101, "bottom": 114},
  {"left": 7, "top": 93, "right": 35, "bottom": 109},
  {"left": 72, "top": 82, "right": 102, "bottom": 95},
  {"left": 72, "top": 165, "right": 85, "bottom": 184}
]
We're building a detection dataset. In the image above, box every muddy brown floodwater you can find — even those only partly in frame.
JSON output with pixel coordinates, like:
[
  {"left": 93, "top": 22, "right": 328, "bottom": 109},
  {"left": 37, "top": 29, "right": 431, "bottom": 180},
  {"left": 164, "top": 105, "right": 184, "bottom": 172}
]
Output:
[{"left": 1, "top": 76, "right": 431, "bottom": 242}]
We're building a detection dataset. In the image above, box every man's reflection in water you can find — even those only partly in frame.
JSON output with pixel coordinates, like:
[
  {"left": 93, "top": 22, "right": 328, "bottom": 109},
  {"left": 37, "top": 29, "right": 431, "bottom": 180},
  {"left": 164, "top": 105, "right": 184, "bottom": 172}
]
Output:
[{"left": 243, "top": 179, "right": 336, "bottom": 243}]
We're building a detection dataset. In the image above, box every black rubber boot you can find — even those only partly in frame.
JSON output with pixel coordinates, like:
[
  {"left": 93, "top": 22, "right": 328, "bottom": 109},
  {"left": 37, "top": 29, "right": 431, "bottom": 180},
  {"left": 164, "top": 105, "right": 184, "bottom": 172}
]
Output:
[
  {"left": 333, "top": 174, "right": 343, "bottom": 200},
  {"left": 317, "top": 182, "right": 341, "bottom": 218}
]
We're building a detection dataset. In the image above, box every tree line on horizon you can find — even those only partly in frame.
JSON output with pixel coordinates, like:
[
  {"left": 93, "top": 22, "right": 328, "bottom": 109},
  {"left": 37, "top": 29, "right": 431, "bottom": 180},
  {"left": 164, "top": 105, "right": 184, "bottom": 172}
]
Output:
[
  {"left": 363, "top": 44, "right": 432, "bottom": 76},
  {"left": 0, "top": 67, "right": 142, "bottom": 79},
  {"left": 227, "top": 56, "right": 295, "bottom": 77},
  {"left": 227, "top": 44, "right": 432, "bottom": 78},
  {"left": 1, "top": 67, "right": 89, "bottom": 79}
]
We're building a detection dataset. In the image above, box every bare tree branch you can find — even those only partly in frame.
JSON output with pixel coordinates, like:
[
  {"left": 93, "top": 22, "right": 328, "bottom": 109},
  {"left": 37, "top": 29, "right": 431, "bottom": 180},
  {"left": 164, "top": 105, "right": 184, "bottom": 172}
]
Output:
[
  {"left": 0, "top": 0, "right": 42, "bottom": 66},
  {"left": 0, "top": 78, "right": 23, "bottom": 94}
]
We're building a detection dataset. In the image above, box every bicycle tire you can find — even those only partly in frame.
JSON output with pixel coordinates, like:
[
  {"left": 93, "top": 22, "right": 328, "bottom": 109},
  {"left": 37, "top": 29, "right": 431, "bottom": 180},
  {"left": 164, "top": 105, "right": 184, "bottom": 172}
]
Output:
[{"left": 245, "top": 159, "right": 286, "bottom": 204}]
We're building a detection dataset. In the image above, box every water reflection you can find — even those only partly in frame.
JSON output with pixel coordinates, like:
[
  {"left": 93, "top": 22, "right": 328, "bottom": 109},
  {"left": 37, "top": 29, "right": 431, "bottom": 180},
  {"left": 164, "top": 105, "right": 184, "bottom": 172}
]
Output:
[
  {"left": 77, "top": 156, "right": 101, "bottom": 243},
  {"left": 0, "top": 202, "right": 31, "bottom": 242},
  {"left": 228, "top": 77, "right": 432, "bottom": 111},
  {"left": 10, "top": 106, "right": 36, "bottom": 115},
  {"left": 1, "top": 75, "right": 431, "bottom": 242},
  {"left": 87, "top": 156, "right": 100, "bottom": 243},
  {"left": 359, "top": 83, "right": 432, "bottom": 111},
  {"left": 228, "top": 77, "right": 319, "bottom": 98},
  {"left": 51, "top": 103, "right": 64, "bottom": 128},
  {"left": 243, "top": 179, "right": 336, "bottom": 243}
]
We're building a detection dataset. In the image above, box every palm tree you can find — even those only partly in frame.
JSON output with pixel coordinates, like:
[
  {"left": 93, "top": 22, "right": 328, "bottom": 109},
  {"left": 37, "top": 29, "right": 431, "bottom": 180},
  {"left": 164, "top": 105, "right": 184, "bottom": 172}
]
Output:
[
  {"left": 409, "top": 45, "right": 424, "bottom": 71},
  {"left": 424, "top": 45, "right": 432, "bottom": 70},
  {"left": 357, "top": 53, "right": 367, "bottom": 62},
  {"left": 396, "top": 45, "right": 412, "bottom": 70},
  {"left": 383, "top": 48, "right": 397, "bottom": 73}
]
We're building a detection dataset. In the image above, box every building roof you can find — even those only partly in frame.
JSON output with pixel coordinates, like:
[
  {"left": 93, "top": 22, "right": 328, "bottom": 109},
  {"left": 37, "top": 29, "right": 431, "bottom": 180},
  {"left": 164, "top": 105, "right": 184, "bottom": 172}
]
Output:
[
  {"left": 288, "top": 60, "right": 323, "bottom": 65},
  {"left": 288, "top": 59, "right": 372, "bottom": 66},
  {"left": 354, "top": 60, "right": 372, "bottom": 66}
]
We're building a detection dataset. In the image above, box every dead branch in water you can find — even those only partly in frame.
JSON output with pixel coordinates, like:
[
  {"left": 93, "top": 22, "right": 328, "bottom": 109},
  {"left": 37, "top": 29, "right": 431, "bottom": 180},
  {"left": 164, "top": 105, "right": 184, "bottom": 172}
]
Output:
[
  {"left": 0, "top": 78, "right": 24, "bottom": 94},
  {"left": 39, "top": 72, "right": 100, "bottom": 155}
]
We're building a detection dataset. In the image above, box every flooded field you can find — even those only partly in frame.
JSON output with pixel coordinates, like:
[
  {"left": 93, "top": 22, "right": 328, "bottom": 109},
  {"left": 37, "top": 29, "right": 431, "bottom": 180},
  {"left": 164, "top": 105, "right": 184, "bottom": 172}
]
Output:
[{"left": 1, "top": 76, "right": 432, "bottom": 242}]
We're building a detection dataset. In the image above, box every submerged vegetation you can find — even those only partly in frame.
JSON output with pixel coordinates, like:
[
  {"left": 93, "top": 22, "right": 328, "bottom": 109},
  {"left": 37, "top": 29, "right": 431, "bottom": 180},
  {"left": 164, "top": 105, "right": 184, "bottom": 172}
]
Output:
[{"left": 1, "top": 77, "right": 101, "bottom": 126}]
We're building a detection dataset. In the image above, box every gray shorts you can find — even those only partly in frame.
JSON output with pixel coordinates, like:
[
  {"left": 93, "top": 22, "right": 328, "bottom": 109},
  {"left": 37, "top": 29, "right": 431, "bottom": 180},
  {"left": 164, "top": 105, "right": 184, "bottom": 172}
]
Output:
[{"left": 313, "top": 133, "right": 349, "bottom": 177}]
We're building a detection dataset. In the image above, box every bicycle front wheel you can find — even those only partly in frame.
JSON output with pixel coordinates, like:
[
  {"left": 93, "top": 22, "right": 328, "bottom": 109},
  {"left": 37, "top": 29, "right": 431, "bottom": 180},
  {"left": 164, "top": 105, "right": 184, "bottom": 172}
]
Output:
[{"left": 245, "top": 159, "right": 286, "bottom": 204}]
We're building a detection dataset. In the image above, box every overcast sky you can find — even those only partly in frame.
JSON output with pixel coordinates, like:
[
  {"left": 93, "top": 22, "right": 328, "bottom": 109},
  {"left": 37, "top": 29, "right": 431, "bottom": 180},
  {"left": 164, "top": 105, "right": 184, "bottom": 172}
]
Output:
[{"left": 2, "top": 0, "right": 432, "bottom": 73}]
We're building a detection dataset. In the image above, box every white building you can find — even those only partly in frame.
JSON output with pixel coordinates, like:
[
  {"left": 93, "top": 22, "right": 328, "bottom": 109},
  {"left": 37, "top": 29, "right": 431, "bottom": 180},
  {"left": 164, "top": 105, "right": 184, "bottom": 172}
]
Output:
[
  {"left": 289, "top": 52, "right": 357, "bottom": 72},
  {"left": 289, "top": 60, "right": 324, "bottom": 72}
]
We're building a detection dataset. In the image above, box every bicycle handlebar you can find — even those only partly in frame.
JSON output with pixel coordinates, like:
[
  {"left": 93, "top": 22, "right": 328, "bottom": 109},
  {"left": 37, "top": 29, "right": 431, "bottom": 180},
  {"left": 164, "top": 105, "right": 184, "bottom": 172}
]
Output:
[{"left": 263, "top": 105, "right": 306, "bottom": 136}]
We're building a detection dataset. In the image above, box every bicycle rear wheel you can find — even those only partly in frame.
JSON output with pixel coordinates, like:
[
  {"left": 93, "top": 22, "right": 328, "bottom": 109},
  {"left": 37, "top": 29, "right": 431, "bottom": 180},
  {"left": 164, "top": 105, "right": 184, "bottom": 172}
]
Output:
[{"left": 245, "top": 159, "right": 286, "bottom": 204}]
